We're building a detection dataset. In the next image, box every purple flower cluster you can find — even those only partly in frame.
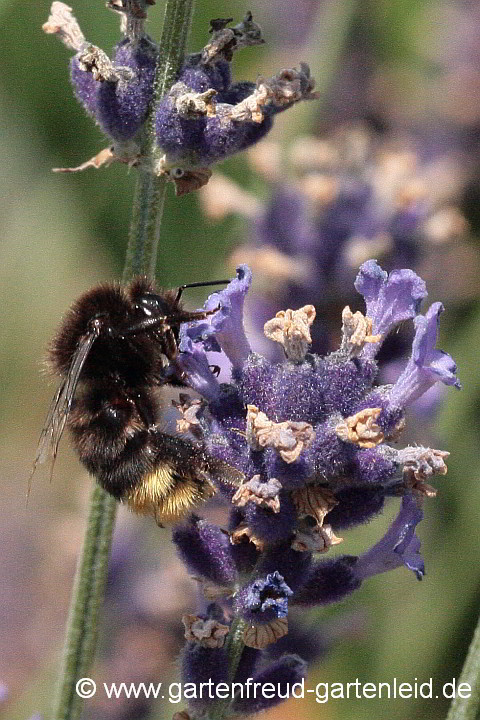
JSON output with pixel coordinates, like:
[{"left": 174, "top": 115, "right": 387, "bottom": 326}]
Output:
[
  {"left": 43, "top": 3, "right": 316, "bottom": 193},
  {"left": 168, "top": 261, "right": 458, "bottom": 718}
]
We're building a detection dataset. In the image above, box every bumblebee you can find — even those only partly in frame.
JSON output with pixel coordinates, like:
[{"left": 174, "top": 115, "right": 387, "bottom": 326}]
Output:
[{"left": 33, "top": 276, "right": 241, "bottom": 524}]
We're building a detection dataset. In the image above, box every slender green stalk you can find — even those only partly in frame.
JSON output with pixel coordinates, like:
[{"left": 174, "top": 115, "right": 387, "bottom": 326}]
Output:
[
  {"left": 126, "top": 0, "right": 194, "bottom": 281},
  {"left": 52, "top": 486, "right": 117, "bottom": 720},
  {"left": 225, "top": 617, "right": 248, "bottom": 683},
  {"left": 208, "top": 618, "right": 247, "bottom": 720},
  {"left": 124, "top": 167, "right": 166, "bottom": 281},
  {"left": 154, "top": 0, "right": 195, "bottom": 106},
  {"left": 445, "top": 614, "right": 480, "bottom": 720},
  {"left": 52, "top": 2, "right": 195, "bottom": 718}
]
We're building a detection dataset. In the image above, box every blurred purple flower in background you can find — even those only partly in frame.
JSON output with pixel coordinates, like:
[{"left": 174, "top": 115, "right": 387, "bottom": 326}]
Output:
[{"left": 202, "top": 127, "right": 469, "bottom": 321}]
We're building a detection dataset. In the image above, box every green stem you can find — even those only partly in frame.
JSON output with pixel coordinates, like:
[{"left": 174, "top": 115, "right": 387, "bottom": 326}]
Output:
[
  {"left": 208, "top": 618, "right": 247, "bottom": 720},
  {"left": 225, "top": 617, "right": 247, "bottom": 683},
  {"left": 52, "top": 486, "right": 117, "bottom": 720},
  {"left": 154, "top": 0, "right": 195, "bottom": 104},
  {"left": 445, "top": 614, "right": 480, "bottom": 720},
  {"left": 126, "top": 0, "right": 194, "bottom": 280},
  {"left": 124, "top": 168, "right": 166, "bottom": 281},
  {"left": 52, "top": 2, "right": 195, "bottom": 718}
]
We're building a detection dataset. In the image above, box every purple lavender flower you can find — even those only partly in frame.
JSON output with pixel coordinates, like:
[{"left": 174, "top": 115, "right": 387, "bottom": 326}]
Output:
[
  {"left": 234, "top": 571, "right": 293, "bottom": 624},
  {"left": 169, "top": 261, "right": 456, "bottom": 717},
  {"left": 44, "top": 2, "right": 157, "bottom": 157},
  {"left": 355, "top": 494, "right": 425, "bottom": 581},
  {"left": 155, "top": 16, "right": 317, "bottom": 193},
  {"left": 354, "top": 260, "right": 427, "bottom": 353},
  {"left": 176, "top": 260, "right": 456, "bottom": 547},
  {"left": 44, "top": 6, "right": 317, "bottom": 192},
  {"left": 182, "top": 264, "right": 252, "bottom": 371},
  {"left": 388, "top": 302, "right": 461, "bottom": 408}
]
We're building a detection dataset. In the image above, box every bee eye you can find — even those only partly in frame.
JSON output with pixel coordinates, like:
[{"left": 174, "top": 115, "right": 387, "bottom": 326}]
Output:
[
  {"left": 135, "top": 294, "right": 160, "bottom": 316},
  {"left": 170, "top": 167, "right": 185, "bottom": 179},
  {"left": 135, "top": 292, "right": 172, "bottom": 317}
]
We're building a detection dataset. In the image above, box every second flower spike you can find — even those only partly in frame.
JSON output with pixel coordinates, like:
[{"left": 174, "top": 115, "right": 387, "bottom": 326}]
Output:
[{"left": 44, "top": 6, "right": 318, "bottom": 193}]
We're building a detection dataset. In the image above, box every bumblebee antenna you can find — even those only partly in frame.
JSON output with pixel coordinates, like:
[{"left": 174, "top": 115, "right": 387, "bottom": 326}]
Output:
[{"left": 174, "top": 278, "right": 230, "bottom": 305}]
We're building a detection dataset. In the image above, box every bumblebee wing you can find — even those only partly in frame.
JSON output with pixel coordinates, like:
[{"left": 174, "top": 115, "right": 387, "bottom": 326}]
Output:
[
  {"left": 33, "top": 381, "right": 65, "bottom": 469},
  {"left": 30, "top": 327, "right": 100, "bottom": 486}
]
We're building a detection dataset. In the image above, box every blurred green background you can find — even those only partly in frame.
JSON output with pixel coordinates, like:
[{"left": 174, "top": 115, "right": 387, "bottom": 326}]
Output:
[{"left": 0, "top": 1, "right": 479, "bottom": 719}]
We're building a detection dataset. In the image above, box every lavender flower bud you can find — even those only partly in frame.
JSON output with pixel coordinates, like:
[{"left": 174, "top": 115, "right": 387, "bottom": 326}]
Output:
[
  {"left": 172, "top": 517, "right": 236, "bottom": 587},
  {"left": 233, "top": 646, "right": 261, "bottom": 684},
  {"left": 71, "top": 37, "right": 157, "bottom": 143},
  {"left": 326, "top": 486, "right": 386, "bottom": 530},
  {"left": 242, "top": 490, "right": 297, "bottom": 544},
  {"left": 93, "top": 39, "right": 156, "bottom": 142},
  {"left": 293, "top": 556, "right": 361, "bottom": 607},
  {"left": 181, "top": 642, "right": 229, "bottom": 714},
  {"left": 257, "top": 543, "right": 313, "bottom": 592}
]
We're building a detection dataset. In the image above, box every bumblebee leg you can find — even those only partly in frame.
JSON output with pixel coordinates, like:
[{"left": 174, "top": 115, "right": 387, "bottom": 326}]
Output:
[
  {"left": 162, "top": 325, "right": 178, "bottom": 362},
  {"left": 153, "top": 511, "right": 165, "bottom": 528},
  {"left": 127, "top": 389, "right": 157, "bottom": 428}
]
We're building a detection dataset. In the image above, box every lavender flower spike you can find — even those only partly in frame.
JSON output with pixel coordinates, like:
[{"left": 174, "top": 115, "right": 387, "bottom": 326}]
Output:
[
  {"left": 354, "top": 260, "right": 427, "bottom": 358},
  {"left": 169, "top": 261, "right": 459, "bottom": 715},
  {"left": 355, "top": 495, "right": 425, "bottom": 581},
  {"left": 389, "top": 302, "right": 461, "bottom": 408}
]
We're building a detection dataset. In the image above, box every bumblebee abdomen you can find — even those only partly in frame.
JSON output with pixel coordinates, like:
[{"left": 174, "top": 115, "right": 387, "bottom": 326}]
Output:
[
  {"left": 74, "top": 420, "right": 217, "bottom": 521},
  {"left": 124, "top": 463, "right": 216, "bottom": 524},
  {"left": 123, "top": 432, "right": 217, "bottom": 523}
]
